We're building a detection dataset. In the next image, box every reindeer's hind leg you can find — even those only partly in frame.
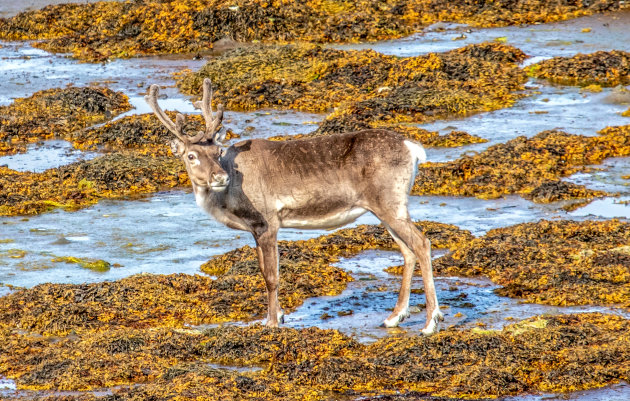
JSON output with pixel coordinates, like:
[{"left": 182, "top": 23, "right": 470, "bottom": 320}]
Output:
[{"left": 377, "top": 213, "right": 443, "bottom": 335}]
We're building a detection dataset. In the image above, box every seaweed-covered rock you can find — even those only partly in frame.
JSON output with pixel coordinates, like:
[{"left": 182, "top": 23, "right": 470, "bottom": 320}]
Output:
[
  {"left": 0, "top": 0, "right": 625, "bottom": 61},
  {"left": 434, "top": 219, "right": 630, "bottom": 309},
  {"left": 0, "top": 87, "right": 130, "bottom": 149},
  {"left": 528, "top": 50, "right": 630, "bottom": 86},
  {"left": 0, "top": 153, "right": 186, "bottom": 216},
  {"left": 178, "top": 42, "right": 527, "bottom": 142},
  {"left": 413, "top": 127, "right": 630, "bottom": 201}
]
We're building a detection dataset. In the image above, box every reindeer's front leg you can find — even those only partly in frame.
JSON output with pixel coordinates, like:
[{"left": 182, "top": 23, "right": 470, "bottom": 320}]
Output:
[{"left": 255, "top": 230, "right": 284, "bottom": 327}]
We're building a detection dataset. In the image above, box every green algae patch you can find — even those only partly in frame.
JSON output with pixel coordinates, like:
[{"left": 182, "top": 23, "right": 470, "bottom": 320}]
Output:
[
  {"left": 529, "top": 50, "right": 630, "bottom": 87},
  {"left": 434, "top": 219, "right": 630, "bottom": 309},
  {"left": 0, "top": 87, "right": 131, "bottom": 152},
  {"left": 0, "top": 1, "right": 626, "bottom": 62},
  {"left": 0, "top": 153, "right": 187, "bottom": 217},
  {"left": 51, "top": 256, "right": 111, "bottom": 272},
  {"left": 413, "top": 126, "right": 630, "bottom": 202},
  {"left": 1, "top": 314, "right": 629, "bottom": 399}
]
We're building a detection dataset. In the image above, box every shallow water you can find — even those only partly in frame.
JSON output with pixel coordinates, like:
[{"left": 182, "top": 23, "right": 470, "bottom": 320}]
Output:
[
  {"left": 423, "top": 81, "right": 630, "bottom": 162},
  {"left": 0, "top": 139, "right": 99, "bottom": 171},
  {"left": 333, "top": 10, "right": 630, "bottom": 59},
  {"left": 0, "top": 41, "right": 206, "bottom": 106},
  {"left": 1, "top": 191, "right": 624, "bottom": 290},
  {"left": 285, "top": 249, "right": 630, "bottom": 342}
]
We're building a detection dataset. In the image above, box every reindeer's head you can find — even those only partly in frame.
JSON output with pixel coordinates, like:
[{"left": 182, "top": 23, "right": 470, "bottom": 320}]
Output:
[{"left": 145, "top": 79, "right": 229, "bottom": 192}]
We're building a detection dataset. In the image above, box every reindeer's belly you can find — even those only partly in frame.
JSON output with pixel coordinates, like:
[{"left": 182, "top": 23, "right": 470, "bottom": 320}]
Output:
[{"left": 278, "top": 205, "right": 367, "bottom": 229}]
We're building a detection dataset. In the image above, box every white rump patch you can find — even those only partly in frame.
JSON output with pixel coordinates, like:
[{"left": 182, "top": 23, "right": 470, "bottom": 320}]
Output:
[{"left": 404, "top": 140, "right": 427, "bottom": 164}]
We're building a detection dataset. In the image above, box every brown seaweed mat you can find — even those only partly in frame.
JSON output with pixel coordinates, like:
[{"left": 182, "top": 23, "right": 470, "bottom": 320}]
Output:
[
  {"left": 428, "top": 219, "right": 630, "bottom": 310},
  {"left": 528, "top": 50, "right": 630, "bottom": 87},
  {"left": 0, "top": 87, "right": 131, "bottom": 156},
  {"left": 0, "top": 314, "right": 628, "bottom": 399},
  {"left": 177, "top": 42, "right": 528, "bottom": 119},
  {"left": 0, "top": 0, "right": 626, "bottom": 62},
  {"left": 1, "top": 220, "right": 629, "bottom": 399},
  {"left": 413, "top": 125, "right": 630, "bottom": 203}
]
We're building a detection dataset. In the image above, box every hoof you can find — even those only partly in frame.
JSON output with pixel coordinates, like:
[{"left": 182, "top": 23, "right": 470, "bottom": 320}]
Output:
[
  {"left": 421, "top": 309, "right": 444, "bottom": 336},
  {"left": 382, "top": 308, "right": 410, "bottom": 328},
  {"left": 266, "top": 310, "right": 285, "bottom": 327}
]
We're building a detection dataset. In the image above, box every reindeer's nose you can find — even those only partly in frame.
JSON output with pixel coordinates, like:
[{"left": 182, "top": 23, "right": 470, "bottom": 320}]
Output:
[{"left": 210, "top": 173, "right": 229, "bottom": 191}]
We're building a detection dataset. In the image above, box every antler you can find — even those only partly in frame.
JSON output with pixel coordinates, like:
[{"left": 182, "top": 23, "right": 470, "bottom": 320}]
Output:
[
  {"left": 193, "top": 78, "right": 225, "bottom": 144},
  {"left": 144, "top": 85, "right": 189, "bottom": 143}
]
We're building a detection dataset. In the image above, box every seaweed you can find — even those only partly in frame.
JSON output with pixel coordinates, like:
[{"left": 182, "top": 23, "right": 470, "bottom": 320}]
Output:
[
  {"left": 433, "top": 219, "right": 630, "bottom": 309},
  {"left": 0, "top": 153, "right": 187, "bottom": 216},
  {"left": 412, "top": 126, "right": 630, "bottom": 201},
  {"left": 528, "top": 50, "right": 630, "bottom": 87},
  {"left": 0, "top": 86, "right": 131, "bottom": 152},
  {"left": 70, "top": 112, "right": 239, "bottom": 156},
  {"left": 0, "top": 1, "right": 625, "bottom": 62},
  {"left": 1, "top": 314, "right": 629, "bottom": 399},
  {"left": 178, "top": 42, "right": 526, "bottom": 143}
]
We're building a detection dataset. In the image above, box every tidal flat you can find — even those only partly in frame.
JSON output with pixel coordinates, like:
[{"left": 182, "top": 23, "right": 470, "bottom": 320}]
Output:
[{"left": 1, "top": 1, "right": 629, "bottom": 400}]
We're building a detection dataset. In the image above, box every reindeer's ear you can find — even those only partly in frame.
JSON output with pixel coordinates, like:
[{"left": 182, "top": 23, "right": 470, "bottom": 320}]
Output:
[{"left": 170, "top": 139, "right": 185, "bottom": 157}]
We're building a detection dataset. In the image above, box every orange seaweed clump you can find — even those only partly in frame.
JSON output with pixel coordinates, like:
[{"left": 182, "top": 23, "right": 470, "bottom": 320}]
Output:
[
  {"left": 413, "top": 127, "right": 630, "bottom": 202},
  {"left": 1, "top": 314, "right": 629, "bottom": 399},
  {"left": 0, "top": 1, "right": 625, "bottom": 62},
  {"left": 434, "top": 219, "right": 630, "bottom": 309},
  {"left": 178, "top": 42, "right": 525, "bottom": 145},
  {"left": 177, "top": 42, "right": 528, "bottom": 118},
  {"left": 0, "top": 86, "right": 131, "bottom": 148},
  {"left": 0, "top": 153, "right": 186, "bottom": 216},
  {"left": 528, "top": 50, "right": 630, "bottom": 87}
]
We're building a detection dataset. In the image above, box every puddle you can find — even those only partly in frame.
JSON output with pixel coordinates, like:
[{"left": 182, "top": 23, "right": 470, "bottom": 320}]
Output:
[
  {"left": 565, "top": 156, "right": 630, "bottom": 194},
  {"left": 0, "top": 139, "right": 99, "bottom": 172},
  {"left": 284, "top": 249, "right": 630, "bottom": 343},
  {"left": 332, "top": 10, "right": 630, "bottom": 59}
]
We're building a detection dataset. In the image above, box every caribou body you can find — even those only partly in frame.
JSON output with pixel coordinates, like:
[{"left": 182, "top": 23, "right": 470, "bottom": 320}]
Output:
[{"left": 146, "top": 79, "right": 443, "bottom": 334}]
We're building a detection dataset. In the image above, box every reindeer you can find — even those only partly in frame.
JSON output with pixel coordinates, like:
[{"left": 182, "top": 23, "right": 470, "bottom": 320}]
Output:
[{"left": 145, "top": 79, "right": 443, "bottom": 334}]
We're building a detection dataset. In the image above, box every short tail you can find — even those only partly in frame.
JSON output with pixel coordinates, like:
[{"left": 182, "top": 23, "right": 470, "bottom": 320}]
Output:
[{"left": 404, "top": 140, "right": 427, "bottom": 164}]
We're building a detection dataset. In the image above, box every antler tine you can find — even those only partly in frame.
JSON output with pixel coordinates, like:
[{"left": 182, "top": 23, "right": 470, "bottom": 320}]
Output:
[
  {"left": 144, "top": 85, "right": 188, "bottom": 143},
  {"left": 192, "top": 78, "right": 224, "bottom": 143}
]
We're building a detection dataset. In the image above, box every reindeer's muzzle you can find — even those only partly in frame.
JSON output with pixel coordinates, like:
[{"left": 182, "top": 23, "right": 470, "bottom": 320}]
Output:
[{"left": 210, "top": 173, "right": 229, "bottom": 192}]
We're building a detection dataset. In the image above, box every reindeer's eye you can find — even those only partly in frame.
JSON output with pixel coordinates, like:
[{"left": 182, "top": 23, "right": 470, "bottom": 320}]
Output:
[{"left": 187, "top": 153, "right": 195, "bottom": 161}]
